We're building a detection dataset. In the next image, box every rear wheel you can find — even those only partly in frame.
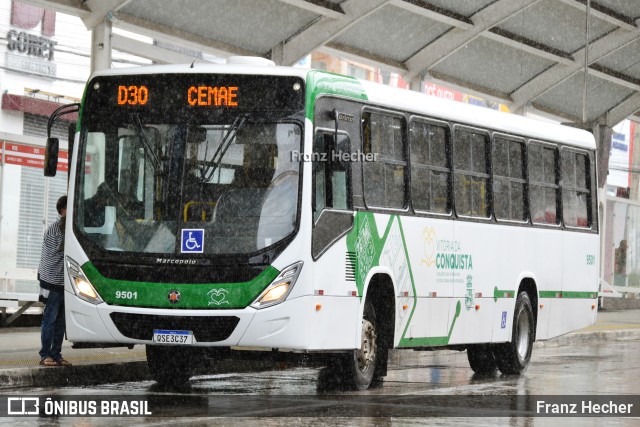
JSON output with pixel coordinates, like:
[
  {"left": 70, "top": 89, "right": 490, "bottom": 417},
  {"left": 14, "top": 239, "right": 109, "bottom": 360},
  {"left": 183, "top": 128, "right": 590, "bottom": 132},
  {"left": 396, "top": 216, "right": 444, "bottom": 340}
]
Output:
[
  {"left": 493, "top": 291, "right": 535, "bottom": 375},
  {"left": 146, "top": 345, "right": 196, "bottom": 387},
  {"left": 467, "top": 344, "right": 497, "bottom": 374}
]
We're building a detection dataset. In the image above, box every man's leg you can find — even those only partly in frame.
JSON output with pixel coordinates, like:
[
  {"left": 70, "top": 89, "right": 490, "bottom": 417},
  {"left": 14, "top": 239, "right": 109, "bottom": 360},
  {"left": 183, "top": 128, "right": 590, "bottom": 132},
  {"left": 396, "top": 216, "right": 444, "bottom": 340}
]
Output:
[
  {"left": 50, "top": 292, "right": 66, "bottom": 361},
  {"left": 39, "top": 289, "right": 62, "bottom": 360}
]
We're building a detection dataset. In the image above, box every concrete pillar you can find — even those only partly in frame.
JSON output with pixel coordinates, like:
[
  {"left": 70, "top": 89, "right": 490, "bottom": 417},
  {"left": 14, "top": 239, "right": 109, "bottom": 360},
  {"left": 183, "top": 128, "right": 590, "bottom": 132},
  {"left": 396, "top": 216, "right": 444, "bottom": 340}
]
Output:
[
  {"left": 593, "top": 123, "right": 613, "bottom": 288},
  {"left": 90, "top": 18, "right": 112, "bottom": 74},
  {"left": 270, "top": 42, "right": 285, "bottom": 66},
  {"left": 593, "top": 123, "right": 613, "bottom": 190},
  {"left": 409, "top": 76, "right": 422, "bottom": 93}
]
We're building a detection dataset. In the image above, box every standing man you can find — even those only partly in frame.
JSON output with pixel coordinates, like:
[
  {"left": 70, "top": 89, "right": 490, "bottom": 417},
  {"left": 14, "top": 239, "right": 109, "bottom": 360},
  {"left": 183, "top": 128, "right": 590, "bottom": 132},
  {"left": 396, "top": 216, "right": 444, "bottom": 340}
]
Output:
[{"left": 38, "top": 195, "right": 72, "bottom": 367}]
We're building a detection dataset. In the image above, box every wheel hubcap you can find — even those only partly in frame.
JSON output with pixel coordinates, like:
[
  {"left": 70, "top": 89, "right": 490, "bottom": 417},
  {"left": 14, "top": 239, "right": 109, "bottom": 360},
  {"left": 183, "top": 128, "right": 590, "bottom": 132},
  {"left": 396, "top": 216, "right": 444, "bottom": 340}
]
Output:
[
  {"left": 516, "top": 311, "right": 530, "bottom": 360},
  {"left": 356, "top": 319, "right": 377, "bottom": 372}
]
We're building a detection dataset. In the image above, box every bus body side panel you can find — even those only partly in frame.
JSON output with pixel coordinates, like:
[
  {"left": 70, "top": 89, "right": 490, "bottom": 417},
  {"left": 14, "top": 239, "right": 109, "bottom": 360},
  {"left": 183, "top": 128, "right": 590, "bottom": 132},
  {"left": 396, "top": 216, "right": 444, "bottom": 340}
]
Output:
[
  {"left": 396, "top": 215, "right": 453, "bottom": 345},
  {"left": 548, "top": 229, "right": 599, "bottom": 338},
  {"left": 446, "top": 221, "right": 564, "bottom": 345},
  {"left": 310, "top": 236, "right": 361, "bottom": 349}
]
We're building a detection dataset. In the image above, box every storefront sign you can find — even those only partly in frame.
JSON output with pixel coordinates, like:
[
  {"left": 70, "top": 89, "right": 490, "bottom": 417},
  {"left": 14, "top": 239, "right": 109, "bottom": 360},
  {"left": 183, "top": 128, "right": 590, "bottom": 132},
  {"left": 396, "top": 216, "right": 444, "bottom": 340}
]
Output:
[
  {"left": 5, "top": 53, "right": 56, "bottom": 77},
  {"left": 0, "top": 142, "right": 67, "bottom": 172}
]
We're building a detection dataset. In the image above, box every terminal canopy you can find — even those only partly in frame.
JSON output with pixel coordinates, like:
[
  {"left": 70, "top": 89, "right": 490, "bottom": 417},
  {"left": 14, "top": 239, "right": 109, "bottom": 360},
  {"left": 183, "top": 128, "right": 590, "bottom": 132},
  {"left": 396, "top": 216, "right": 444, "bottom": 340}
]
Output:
[{"left": 22, "top": 0, "right": 640, "bottom": 126}]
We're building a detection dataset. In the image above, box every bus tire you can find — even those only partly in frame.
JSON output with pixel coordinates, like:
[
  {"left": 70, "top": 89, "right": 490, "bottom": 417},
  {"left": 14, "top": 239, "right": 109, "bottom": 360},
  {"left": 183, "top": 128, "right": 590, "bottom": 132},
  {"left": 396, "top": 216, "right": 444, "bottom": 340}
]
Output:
[
  {"left": 146, "top": 345, "right": 194, "bottom": 387},
  {"left": 493, "top": 291, "right": 535, "bottom": 375},
  {"left": 342, "top": 300, "right": 379, "bottom": 390},
  {"left": 467, "top": 344, "right": 497, "bottom": 374}
]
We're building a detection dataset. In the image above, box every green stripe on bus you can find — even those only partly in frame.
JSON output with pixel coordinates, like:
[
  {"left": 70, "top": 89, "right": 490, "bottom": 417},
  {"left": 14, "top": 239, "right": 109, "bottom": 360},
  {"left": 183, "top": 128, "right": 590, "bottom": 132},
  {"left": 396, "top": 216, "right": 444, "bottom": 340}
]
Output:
[
  {"left": 398, "top": 300, "right": 462, "bottom": 348},
  {"left": 538, "top": 290, "right": 598, "bottom": 299},
  {"left": 494, "top": 288, "right": 598, "bottom": 301},
  {"left": 82, "top": 262, "right": 279, "bottom": 309},
  {"left": 493, "top": 286, "right": 515, "bottom": 301},
  {"left": 305, "top": 70, "right": 367, "bottom": 120},
  {"left": 346, "top": 212, "right": 389, "bottom": 296}
]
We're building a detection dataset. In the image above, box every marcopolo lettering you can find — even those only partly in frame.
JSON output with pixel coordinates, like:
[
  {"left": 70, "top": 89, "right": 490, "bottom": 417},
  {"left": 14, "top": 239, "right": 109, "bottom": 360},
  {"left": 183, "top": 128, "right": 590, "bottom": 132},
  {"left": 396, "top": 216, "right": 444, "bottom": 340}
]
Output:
[
  {"left": 156, "top": 258, "right": 197, "bottom": 265},
  {"left": 7, "top": 30, "right": 56, "bottom": 60}
]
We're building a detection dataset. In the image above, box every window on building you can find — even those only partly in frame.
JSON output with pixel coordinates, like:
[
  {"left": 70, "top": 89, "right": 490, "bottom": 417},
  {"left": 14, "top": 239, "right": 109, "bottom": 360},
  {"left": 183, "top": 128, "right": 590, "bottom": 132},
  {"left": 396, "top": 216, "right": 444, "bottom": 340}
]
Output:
[
  {"left": 409, "top": 120, "right": 451, "bottom": 214},
  {"left": 493, "top": 136, "right": 526, "bottom": 221},
  {"left": 561, "top": 150, "right": 591, "bottom": 228},
  {"left": 529, "top": 142, "right": 559, "bottom": 225},
  {"left": 453, "top": 128, "right": 490, "bottom": 218},
  {"left": 362, "top": 112, "right": 406, "bottom": 209}
]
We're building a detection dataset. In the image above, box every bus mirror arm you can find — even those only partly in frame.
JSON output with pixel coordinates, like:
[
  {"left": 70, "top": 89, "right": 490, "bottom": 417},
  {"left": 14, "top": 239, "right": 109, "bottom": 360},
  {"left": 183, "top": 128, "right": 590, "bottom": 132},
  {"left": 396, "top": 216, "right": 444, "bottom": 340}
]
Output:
[
  {"left": 330, "top": 108, "right": 339, "bottom": 147},
  {"left": 44, "top": 102, "right": 80, "bottom": 177}
]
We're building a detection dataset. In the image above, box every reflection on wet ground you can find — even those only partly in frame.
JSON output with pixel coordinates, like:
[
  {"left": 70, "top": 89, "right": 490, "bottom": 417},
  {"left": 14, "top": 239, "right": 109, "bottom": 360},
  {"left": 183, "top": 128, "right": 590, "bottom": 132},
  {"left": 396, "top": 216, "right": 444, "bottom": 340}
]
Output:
[{"left": 2, "top": 341, "right": 639, "bottom": 426}]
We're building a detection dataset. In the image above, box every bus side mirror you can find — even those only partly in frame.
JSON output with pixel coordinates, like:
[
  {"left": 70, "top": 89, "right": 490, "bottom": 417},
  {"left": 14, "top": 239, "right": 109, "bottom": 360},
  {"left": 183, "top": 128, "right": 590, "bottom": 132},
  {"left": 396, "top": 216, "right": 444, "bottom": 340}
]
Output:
[{"left": 44, "top": 137, "right": 59, "bottom": 177}]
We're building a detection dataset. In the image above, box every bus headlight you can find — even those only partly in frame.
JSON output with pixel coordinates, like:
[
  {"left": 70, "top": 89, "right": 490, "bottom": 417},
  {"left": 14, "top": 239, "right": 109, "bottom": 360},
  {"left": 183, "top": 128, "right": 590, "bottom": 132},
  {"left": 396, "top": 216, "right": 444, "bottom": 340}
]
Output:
[
  {"left": 66, "top": 257, "right": 103, "bottom": 304},
  {"left": 251, "top": 262, "right": 303, "bottom": 309}
]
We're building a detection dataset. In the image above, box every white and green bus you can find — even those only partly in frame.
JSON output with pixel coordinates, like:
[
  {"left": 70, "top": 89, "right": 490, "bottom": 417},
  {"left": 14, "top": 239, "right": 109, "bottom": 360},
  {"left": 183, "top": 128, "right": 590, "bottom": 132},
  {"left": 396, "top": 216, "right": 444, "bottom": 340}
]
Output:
[{"left": 45, "top": 57, "right": 599, "bottom": 389}]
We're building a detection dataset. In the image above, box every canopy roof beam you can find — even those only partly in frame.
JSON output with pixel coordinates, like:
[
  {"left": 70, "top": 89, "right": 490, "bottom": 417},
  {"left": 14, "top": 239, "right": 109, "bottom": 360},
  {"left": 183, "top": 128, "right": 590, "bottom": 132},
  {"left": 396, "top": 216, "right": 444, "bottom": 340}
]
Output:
[
  {"left": 276, "top": 0, "right": 392, "bottom": 66},
  {"left": 404, "top": 0, "right": 543, "bottom": 80}
]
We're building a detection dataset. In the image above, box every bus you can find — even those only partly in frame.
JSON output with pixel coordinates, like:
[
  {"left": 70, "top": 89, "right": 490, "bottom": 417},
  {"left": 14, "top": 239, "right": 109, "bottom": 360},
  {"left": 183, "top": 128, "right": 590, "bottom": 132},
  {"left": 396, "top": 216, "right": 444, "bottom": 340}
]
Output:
[{"left": 44, "top": 57, "right": 599, "bottom": 389}]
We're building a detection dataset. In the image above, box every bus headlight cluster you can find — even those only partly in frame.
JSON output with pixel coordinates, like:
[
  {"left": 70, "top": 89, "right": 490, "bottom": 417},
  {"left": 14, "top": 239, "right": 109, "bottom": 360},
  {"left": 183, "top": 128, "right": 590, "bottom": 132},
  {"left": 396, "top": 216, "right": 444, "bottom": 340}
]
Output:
[
  {"left": 66, "top": 257, "right": 103, "bottom": 304},
  {"left": 251, "top": 262, "right": 303, "bottom": 309}
]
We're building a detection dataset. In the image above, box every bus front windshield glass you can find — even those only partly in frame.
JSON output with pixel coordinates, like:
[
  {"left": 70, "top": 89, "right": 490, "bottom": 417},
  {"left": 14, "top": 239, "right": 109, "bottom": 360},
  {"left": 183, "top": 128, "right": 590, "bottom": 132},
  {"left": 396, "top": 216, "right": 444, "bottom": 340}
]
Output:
[{"left": 75, "top": 74, "right": 304, "bottom": 256}]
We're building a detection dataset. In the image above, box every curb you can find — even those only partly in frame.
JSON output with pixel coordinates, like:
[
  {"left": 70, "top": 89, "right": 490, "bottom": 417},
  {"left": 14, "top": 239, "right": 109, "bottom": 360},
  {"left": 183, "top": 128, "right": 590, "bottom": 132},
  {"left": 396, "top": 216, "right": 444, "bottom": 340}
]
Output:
[
  {"left": 0, "top": 361, "right": 150, "bottom": 389},
  {"left": 534, "top": 328, "right": 640, "bottom": 347}
]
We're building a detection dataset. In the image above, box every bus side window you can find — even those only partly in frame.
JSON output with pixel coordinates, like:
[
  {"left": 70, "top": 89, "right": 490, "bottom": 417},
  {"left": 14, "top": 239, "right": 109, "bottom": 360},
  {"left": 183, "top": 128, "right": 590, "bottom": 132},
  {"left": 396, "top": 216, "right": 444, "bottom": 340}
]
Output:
[
  {"left": 493, "top": 136, "right": 526, "bottom": 222},
  {"left": 529, "top": 142, "right": 559, "bottom": 225},
  {"left": 362, "top": 112, "right": 407, "bottom": 209},
  {"left": 409, "top": 120, "right": 451, "bottom": 214},
  {"left": 313, "top": 132, "right": 351, "bottom": 222},
  {"left": 453, "top": 128, "right": 490, "bottom": 218},
  {"left": 561, "top": 150, "right": 591, "bottom": 228}
]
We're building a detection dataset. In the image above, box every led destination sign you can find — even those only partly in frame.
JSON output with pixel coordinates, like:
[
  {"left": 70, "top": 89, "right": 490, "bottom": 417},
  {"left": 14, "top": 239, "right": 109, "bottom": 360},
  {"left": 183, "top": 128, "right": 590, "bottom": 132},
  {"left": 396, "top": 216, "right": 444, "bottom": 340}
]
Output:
[
  {"left": 187, "top": 86, "right": 238, "bottom": 107},
  {"left": 117, "top": 86, "right": 149, "bottom": 105},
  {"left": 117, "top": 85, "right": 239, "bottom": 107},
  {"left": 87, "top": 74, "right": 304, "bottom": 121}
]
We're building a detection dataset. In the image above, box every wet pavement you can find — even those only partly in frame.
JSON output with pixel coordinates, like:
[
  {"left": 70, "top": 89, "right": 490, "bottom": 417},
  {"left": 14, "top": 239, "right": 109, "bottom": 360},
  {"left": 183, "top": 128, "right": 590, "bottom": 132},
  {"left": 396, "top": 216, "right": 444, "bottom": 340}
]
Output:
[
  {"left": 1, "top": 340, "right": 639, "bottom": 425},
  {"left": 1, "top": 309, "right": 640, "bottom": 425}
]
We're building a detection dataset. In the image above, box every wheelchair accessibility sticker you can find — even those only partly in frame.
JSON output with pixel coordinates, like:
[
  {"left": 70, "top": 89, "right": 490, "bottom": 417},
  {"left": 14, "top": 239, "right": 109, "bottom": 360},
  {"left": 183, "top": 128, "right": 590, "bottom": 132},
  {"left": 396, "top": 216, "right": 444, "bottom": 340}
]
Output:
[{"left": 181, "top": 229, "right": 204, "bottom": 253}]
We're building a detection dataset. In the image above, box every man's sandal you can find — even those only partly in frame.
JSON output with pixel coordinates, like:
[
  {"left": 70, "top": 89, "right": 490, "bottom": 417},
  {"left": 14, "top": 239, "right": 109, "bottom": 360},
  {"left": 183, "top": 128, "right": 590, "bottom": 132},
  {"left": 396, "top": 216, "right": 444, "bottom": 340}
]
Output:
[
  {"left": 55, "top": 358, "right": 72, "bottom": 367},
  {"left": 39, "top": 357, "right": 58, "bottom": 367}
]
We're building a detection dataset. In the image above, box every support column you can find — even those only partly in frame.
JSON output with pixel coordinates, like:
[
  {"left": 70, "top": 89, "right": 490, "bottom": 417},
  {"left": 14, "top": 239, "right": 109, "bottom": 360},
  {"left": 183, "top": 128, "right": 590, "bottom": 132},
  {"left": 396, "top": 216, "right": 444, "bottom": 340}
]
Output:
[
  {"left": 594, "top": 123, "right": 613, "bottom": 190},
  {"left": 593, "top": 123, "right": 613, "bottom": 290},
  {"left": 409, "top": 75, "right": 422, "bottom": 93},
  {"left": 270, "top": 42, "right": 285, "bottom": 66},
  {"left": 90, "top": 18, "right": 112, "bottom": 74}
]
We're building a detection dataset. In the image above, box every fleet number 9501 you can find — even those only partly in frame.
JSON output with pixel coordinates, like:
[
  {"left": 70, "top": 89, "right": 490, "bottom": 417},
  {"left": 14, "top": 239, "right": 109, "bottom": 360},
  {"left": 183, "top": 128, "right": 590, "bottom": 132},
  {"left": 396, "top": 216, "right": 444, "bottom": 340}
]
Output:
[{"left": 115, "top": 291, "right": 138, "bottom": 299}]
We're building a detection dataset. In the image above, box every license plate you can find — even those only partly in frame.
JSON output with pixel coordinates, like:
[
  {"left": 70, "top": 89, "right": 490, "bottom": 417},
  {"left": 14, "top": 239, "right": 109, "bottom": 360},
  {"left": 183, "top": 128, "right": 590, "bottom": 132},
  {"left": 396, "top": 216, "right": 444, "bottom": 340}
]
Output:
[{"left": 152, "top": 329, "right": 194, "bottom": 344}]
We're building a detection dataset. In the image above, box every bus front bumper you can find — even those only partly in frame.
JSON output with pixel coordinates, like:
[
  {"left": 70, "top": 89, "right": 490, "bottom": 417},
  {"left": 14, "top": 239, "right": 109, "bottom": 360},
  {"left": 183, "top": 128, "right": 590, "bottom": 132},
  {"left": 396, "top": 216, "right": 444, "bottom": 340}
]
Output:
[{"left": 65, "top": 290, "right": 359, "bottom": 351}]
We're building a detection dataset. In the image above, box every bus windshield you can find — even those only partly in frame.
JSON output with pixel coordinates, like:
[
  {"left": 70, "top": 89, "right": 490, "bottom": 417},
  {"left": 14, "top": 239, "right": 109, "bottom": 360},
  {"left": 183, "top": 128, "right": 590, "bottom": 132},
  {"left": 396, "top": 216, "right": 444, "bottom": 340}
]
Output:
[{"left": 75, "top": 73, "right": 304, "bottom": 256}]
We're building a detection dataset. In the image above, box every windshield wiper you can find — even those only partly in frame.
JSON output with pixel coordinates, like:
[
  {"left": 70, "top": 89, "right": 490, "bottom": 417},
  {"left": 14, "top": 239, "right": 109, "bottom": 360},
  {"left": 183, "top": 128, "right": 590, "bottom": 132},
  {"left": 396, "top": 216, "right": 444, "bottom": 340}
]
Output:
[
  {"left": 130, "top": 113, "right": 161, "bottom": 172},
  {"left": 200, "top": 114, "right": 248, "bottom": 183}
]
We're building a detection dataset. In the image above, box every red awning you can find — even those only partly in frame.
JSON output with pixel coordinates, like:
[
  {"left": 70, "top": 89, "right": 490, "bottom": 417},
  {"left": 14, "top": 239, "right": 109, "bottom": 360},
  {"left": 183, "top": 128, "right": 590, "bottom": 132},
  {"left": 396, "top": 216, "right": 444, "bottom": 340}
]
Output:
[{"left": 1, "top": 93, "right": 78, "bottom": 121}]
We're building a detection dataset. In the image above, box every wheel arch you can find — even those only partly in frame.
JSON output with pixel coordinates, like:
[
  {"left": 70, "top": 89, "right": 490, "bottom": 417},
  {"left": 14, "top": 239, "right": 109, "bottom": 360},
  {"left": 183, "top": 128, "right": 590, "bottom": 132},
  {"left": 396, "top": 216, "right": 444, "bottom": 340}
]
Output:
[
  {"left": 517, "top": 277, "right": 538, "bottom": 340},
  {"left": 362, "top": 272, "right": 396, "bottom": 350}
]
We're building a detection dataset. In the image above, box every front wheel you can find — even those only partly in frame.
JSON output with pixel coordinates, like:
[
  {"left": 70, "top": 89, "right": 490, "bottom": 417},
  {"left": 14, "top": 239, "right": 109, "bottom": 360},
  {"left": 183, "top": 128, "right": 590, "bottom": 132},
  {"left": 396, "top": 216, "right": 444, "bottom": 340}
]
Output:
[
  {"left": 146, "top": 345, "right": 196, "bottom": 387},
  {"left": 326, "top": 300, "right": 379, "bottom": 390},
  {"left": 493, "top": 291, "right": 535, "bottom": 375}
]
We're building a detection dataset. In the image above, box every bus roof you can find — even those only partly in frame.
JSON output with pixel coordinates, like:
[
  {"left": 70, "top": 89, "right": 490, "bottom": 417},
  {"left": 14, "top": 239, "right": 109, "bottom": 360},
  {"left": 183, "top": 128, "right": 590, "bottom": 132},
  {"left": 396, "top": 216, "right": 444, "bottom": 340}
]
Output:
[
  {"left": 91, "top": 64, "right": 595, "bottom": 150},
  {"left": 356, "top": 79, "right": 596, "bottom": 150}
]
